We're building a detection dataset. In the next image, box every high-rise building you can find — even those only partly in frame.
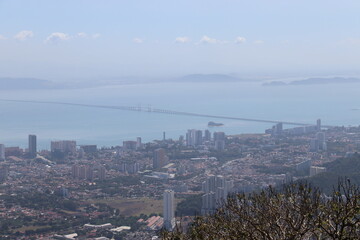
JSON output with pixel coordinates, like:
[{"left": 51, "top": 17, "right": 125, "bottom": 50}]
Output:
[
  {"left": 72, "top": 164, "right": 92, "bottom": 180},
  {"left": 136, "top": 137, "right": 142, "bottom": 149},
  {"left": 123, "top": 141, "right": 137, "bottom": 150},
  {"left": 186, "top": 129, "right": 204, "bottom": 147},
  {"left": 153, "top": 148, "right": 167, "bottom": 169},
  {"left": 0, "top": 165, "right": 9, "bottom": 182},
  {"left": 213, "top": 132, "right": 225, "bottom": 141},
  {"left": 215, "top": 187, "right": 228, "bottom": 207},
  {"left": 0, "top": 144, "right": 5, "bottom": 161},
  {"left": 186, "top": 129, "right": 195, "bottom": 146},
  {"left": 317, "top": 119, "right": 321, "bottom": 131},
  {"left": 179, "top": 135, "right": 184, "bottom": 144},
  {"left": 316, "top": 132, "right": 327, "bottom": 151},
  {"left": 204, "top": 130, "right": 211, "bottom": 142},
  {"left": 28, "top": 135, "right": 37, "bottom": 158},
  {"left": 5, "top": 147, "right": 23, "bottom": 157},
  {"left": 51, "top": 140, "right": 77, "bottom": 153},
  {"left": 119, "top": 162, "right": 127, "bottom": 172},
  {"left": 213, "top": 132, "right": 226, "bottom": 151},
  {"left": 309, "top": 139, "right": 319, "bottom": 152},
  {"left": 214, "top": 140, "right": 225, "bottom": 151},
  {"left": 202, "top": 175, "right": 216, "bottom": 193},
  {"left": 72, "top": 164, "right": 80, "bottom": 178},
  {"left": 86, "top": 166, "right": 94, "bottom": 180},
  {"left": 186, "top": 130, "right": 192, "bottom": 146},
  {"left": 201, "top": 175, "right": 228, "bottom": 193},
  {"left": 275, "top": 123, "right": 283, "bottom": 135},
  {"left": 309, "top": 132, "right": 327, "bottom": 152},
  {"left": 124, "top": 162, "right": 140, "bottom": 174},
  {"left": 64, "top": 140, "right": 76, "bottom": 153},
  {"left": 201, "top": 175, "right": 232, "bottom": 215},
  {"left": 163, "top": 190, "right": 175, "bottom": 231},
  {"left": 97, "top": 166, "right": 106, "bottom": 180},
  {"left": 80, "top": 145, "right": 97, "bottom": 153},
  {"left": 194, "top": 130, "right": 203, "bottom": 146},
  {"left": 310, "top": 166, "right": 326, "bottom": 177},
  {"left": 78, "top": 166, "right": 87, "bottom": 179},
  {"left": 201, "top": 192, "right": 215, "bottom": 215}
]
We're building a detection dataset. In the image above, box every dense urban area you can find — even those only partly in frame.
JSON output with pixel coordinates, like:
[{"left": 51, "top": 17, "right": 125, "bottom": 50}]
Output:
[{"left": 1, "top": 119, "right": 360, "bottom": 239}]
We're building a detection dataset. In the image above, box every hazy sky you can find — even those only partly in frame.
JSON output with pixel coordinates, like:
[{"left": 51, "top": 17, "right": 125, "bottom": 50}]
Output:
[{"left": 1, "top": 0, "right": 360, "bottom": 80}]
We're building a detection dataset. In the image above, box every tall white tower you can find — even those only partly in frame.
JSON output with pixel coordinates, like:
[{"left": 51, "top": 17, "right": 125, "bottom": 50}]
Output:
[{"left": 163, "top": 190, "right": 175, "bottom": 230}]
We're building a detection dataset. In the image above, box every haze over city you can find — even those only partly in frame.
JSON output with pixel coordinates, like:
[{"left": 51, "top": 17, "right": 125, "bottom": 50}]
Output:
[{"left": 1, "top": 1, "right": 360, "bottom": 239}]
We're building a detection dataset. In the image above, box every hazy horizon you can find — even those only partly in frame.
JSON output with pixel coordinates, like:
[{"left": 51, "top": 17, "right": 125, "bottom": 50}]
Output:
[
  {"left": 1, "top": 2, "right": 360, "bottom": 239},
  {"left": 1, "top": 0, "right": 360, "bottom": 81}
]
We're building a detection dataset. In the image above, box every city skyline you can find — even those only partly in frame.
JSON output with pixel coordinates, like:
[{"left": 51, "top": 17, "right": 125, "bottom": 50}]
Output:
[{"left": 1, "top": 1, "right": 360, "bottom": 238}]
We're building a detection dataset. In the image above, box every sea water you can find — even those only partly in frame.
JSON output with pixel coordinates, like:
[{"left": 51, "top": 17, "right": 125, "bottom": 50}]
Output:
[{"left": 0, "top": 81, "right": 359, "bottom": 149}]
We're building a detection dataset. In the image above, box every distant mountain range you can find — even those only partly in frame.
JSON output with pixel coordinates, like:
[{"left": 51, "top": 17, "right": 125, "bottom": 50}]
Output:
[
  {"left": 0, "top": 78, "right": 65, "bottom": 90},
  {"left": 2, "top": 75, "right": 359, "bottom": 90},
  {"left": 0, "top": 74, "right": 247, "bottom": 90},
  {"left": 176, "top": 74, "right": 243, "bottom": 82},
  {"left": 263, "top": 77, "right": 360, "bottom": 86}
]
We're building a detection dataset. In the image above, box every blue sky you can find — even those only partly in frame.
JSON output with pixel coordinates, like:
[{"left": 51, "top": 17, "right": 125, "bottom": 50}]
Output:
[{"left": 1, "top": 0, "right": 360, "bottom": 80}]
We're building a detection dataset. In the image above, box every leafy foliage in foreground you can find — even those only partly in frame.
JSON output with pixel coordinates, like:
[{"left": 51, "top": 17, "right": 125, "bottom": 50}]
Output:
[
  {"left": 176, "top": 194, "right": 202, "bottom": 217},
  {"left": 162, "top": 181, "right": 360, "bottom": 239}
]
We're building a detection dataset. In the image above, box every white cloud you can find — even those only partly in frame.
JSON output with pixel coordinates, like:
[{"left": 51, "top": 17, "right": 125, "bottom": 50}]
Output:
[
  {"left": 175, "top": 37, "right": 190, "bottom": 43},
  {"left": 254, "top": 40, "right": 264, "bottom": 44},
  {"left": 199, "top": 35, "right": 219, "bottom": 44},
  {"left": 77, "top": 32, "right": 101, "bottom": 39},
  {"left": 92, "top": 33, "right": 101, "bottom": 39},
  {"left": 45, "top": 32, "right": 71, "bottom": 44},
  {"left": 235, "top": 37, "right": 246, "bottom": 44},
  {"left": 133, "top": 38, "right": 143, "bottom": 44},
  {"left": 0, "top": 35, "right": 6, "bottom": 40},
  {"left": 339, "top": 38, "right": 360, "bottom": 45},
  {"left": 77, "top": 32, "right": 87, "bottom": 38},
  {"left": 14, "top": 30, "right": 34, "bottom": 40}
]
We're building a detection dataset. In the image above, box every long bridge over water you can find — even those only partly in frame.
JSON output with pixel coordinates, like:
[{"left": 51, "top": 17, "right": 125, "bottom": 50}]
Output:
[{"left": 0, "top": 99, "right": 332, "bottom": 127}]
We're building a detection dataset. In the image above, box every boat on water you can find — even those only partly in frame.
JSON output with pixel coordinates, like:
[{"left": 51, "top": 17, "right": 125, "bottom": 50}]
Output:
[{"left": 208, "top": 121, "right": 224, "bottom": 127}]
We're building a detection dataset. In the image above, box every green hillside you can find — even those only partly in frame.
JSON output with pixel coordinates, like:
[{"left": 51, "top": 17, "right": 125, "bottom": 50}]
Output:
[{"left": 307, "top": 153, "right": 360, "bottom": 193}]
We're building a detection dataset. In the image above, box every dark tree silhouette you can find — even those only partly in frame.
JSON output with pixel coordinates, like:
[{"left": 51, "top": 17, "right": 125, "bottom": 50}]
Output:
[{"left": 161, "top": 180, "right": 360, "bottom": 239}]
